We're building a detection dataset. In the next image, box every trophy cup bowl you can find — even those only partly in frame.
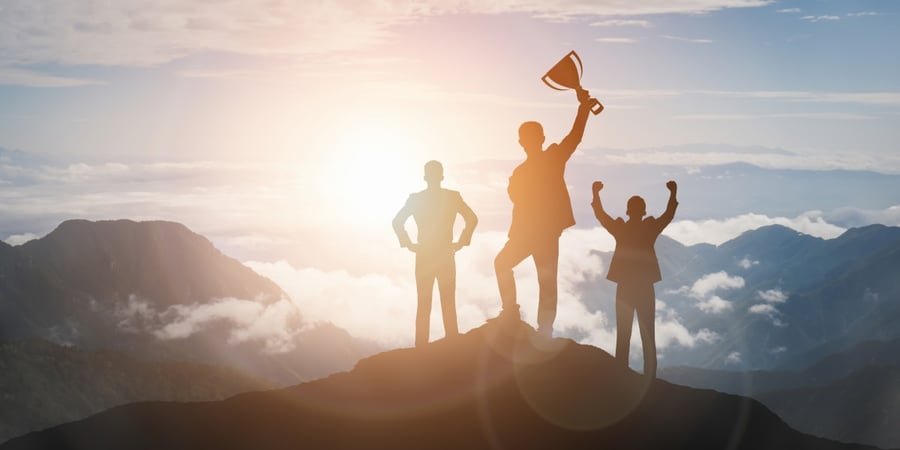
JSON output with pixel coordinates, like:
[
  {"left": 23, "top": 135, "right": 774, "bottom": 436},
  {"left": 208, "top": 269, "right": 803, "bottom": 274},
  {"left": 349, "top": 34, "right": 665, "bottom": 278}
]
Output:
[{"left": 542, "top": 50, "right": 604, "bottom": 115}]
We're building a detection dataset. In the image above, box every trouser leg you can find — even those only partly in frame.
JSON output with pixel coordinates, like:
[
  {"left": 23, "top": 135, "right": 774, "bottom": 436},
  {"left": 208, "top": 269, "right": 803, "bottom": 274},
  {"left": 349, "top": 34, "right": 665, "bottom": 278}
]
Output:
[
  {"left": 436, "top": 252, "right": 459, "bottom": 338},
  {"left": 494, "top": 239, "right": 531, "bottom": 313},
  {"left": 533, "top": 237, "right": 560, "bottom": 336},
  {"left": 635, "top": 286, "right": 657, "bottom": 378},
  {"left": 615, "top": 287, "right": 636, "bottom": 367},
  {"left": 415, "top": 255, "right": 436, "bottom": 347}
]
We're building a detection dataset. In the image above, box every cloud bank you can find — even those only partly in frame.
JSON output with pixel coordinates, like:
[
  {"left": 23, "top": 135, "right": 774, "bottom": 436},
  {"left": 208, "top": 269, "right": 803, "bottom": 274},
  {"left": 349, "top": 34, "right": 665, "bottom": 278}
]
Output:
[{"left": 0, "top": 0, "right": 772, "bottom": 75}]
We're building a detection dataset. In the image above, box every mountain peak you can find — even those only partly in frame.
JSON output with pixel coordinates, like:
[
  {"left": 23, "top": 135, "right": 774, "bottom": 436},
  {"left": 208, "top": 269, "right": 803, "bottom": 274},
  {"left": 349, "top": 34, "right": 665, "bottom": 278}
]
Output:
[{"left": 2, "top": 319, "right": 873, "bottom": 450}]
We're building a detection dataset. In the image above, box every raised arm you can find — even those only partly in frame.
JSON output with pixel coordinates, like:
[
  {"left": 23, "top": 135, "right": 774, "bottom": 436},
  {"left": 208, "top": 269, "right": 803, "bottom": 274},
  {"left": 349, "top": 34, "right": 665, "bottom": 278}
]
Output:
[
  {"left": 454, "top": 192, "right": 478, "bottom": 251},
  {"left": 556, "top": 89, "right": 594, "bottom": 159},
  {"left": 392, "top": 196, "right": 416, "bottom": 251},
  {"left": 655, "top": 180, "right": 679, "bottom": 232},
  {"left": 591, "top": 181, "right": 620, "bottom": 234}
]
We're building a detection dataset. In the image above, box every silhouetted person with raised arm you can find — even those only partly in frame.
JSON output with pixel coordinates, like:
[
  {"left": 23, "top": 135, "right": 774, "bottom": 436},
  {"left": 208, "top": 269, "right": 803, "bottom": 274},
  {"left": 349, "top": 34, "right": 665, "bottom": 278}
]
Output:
[
  {"left": 393, "top": 160, "right": 478, "bottom": 347},
  {"left": 591, "top": 180, "right": 678, "bottom": 378},
  {"left": 494, "top": 89, "right": 594, "bottom": 338}
]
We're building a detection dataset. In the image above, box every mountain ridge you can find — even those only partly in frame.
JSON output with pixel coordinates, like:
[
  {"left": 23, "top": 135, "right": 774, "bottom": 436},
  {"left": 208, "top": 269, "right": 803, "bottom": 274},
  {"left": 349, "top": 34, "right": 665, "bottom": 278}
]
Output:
[{"left": 1, "top": 320, "right": 877, "bottom": 450}]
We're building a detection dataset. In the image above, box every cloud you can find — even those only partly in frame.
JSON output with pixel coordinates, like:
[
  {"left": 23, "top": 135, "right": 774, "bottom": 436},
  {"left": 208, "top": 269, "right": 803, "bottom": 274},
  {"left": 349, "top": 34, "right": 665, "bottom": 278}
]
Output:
[
  {"left": 3, "top": 232, "right": 38, "bottom": 245},
  {"left": 748, "top": 303, "right": 786, "bottom": 326},
  {"left": 664, "top": 211, "right": 846, "bottom": 246},
  {"left": 591, "top": 19, "right": 652, "bottom": 27},
  {"left": 823, "top": 205, "right": 900, "bottom": 228},
  {"left": 737, "top": 258, "right": 759, "bottom": 269},
  {"left": 596, "top": 37, "right": 637, "bottom": 44},
  {"left": 674, "top": 112, "right": 878, "bottom": 120},
  {"left": 776, "top": 8, "right": 801, "bottom": 13},
  {"left": 0, "top": 0, "right": 773, "bottom": 74},
  {"left": 248, "top": 227, "right": 717, "bottom": 355},
  {"left": 247, "top": 228, "right": 615, "bottom": 348},
  {"left": 655, "top": 300, "right": 720, "bottom": 348},
  {"left": 677, "top": 271, "right": 745, "bottom": 298},
  {"left": 725, "top": 351, "right": 742, "bottom": 365},
  {"left": 769, "top": 346, "right": 787, "bottom": 354},
  {"left": 670, "top": 271, "right": 743, "bottom": 314},
  {"left": 748, "top": 303, "right": 777, "bottom": 315},
  {"left": 757, "top": 289, "right": 787, "bottom": 303},
  {"left": 696, "top": 295, "right": 734, "bottom": 314},
  {"left": 116, "top": 295, "right": 302, "bottom": 353},
  {"left": 0, "top": 67, "right": 100, "bottom": 88},
  {"left": 662, "top": 35, "right": 713, "bottom": 44},
  {"left": 683, "top": 89, "right": 900, "bottom": 106},
  {"left": 800, "top": 15, "right": 840, "bottom": 22},
  {"left": 846, "top": 12, "right": 881, "bottom": 17}
]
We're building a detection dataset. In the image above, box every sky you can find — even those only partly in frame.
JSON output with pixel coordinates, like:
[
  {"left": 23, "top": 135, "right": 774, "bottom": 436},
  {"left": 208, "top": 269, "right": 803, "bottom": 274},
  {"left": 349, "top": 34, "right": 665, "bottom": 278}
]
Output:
[{"left": 1, "top": 0, "right": 899, "bottom": 354}]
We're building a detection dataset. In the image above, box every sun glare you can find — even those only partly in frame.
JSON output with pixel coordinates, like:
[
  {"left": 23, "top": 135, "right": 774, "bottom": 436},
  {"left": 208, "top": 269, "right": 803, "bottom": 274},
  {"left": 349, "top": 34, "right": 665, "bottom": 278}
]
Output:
[{"left": 320, "top": 119, "right": 424, "bottom": 225}]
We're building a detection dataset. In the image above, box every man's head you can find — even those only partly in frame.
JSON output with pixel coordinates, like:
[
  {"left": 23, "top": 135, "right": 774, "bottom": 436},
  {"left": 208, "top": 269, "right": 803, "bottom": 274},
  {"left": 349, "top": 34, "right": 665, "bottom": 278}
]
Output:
[
  {"left": 626, "top": 195, "right": 646, "bottom": 219},
  {"left": 518, "top": 121, "right": 545, "bottom": 155},
  {"left": 424, "top": 160, "right": 444, "bottom": 187}
]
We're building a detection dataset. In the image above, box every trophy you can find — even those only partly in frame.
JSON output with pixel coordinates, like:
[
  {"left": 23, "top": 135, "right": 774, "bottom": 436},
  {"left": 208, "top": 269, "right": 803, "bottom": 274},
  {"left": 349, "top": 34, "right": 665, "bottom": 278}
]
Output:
[{"left": 542, "top": 50, "right": 604, "bottom": 115}]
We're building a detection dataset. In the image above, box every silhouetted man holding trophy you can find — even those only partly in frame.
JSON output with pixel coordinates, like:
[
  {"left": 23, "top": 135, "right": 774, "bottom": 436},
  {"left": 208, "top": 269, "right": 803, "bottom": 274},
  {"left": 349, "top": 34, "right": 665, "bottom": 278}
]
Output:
[
  {"left": 495, "top": 51, "right": 602, "bottom": 337},
  {"left": 394, "top": 161, "right": 478, "bottom": 347}
]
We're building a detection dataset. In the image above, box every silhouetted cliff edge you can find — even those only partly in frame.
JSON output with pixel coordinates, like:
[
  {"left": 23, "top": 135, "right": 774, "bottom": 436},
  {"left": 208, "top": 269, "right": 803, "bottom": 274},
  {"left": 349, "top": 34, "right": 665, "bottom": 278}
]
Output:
[{"left": 1, "top": 320, "right": 877, "bottom": 450}]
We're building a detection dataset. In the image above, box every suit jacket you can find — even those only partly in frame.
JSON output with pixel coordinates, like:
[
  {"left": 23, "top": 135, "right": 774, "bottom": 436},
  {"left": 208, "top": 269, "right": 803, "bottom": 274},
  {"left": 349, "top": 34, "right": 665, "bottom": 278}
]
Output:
[
  {"left": 393, "top": 188, "right": 477, "bottom": 253},
  {"left": 507, "top": 141, "right": 578, "bottom": 241},
  {"left": 593, "top": 196, "right": 678, "bottom": 286}
]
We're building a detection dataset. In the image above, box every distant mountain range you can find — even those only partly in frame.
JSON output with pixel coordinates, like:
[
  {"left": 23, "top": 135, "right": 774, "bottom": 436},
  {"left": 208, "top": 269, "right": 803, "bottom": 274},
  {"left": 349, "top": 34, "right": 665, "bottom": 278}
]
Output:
[
  {"left": 0, "top": 219, "right": 380, "bottom": 384},
  {"left": 659, "top": 337, "right": 900, "bottom": 448},
  {"left": 0, "top": 339, "right": 270, "bottom": 444},
  {"left": 0, "top": 320, "right": 876, "bottom": 450},
  {"left": 2, "top": 218, "right": 896, "bottom": 448},
  {"left": 580, "top": 223, "right": 900, "bottom": 371}
]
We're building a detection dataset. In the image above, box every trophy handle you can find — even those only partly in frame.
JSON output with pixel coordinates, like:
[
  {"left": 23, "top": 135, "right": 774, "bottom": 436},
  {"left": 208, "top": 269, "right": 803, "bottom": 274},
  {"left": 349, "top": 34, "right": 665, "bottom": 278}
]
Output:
[
  {"left": 569, "top": 50, "right": 584, "bottom": 80},
  {"left": 589, "top": 98, "right": 604, "bottom": 115},
  {"left": 541, "top": 74, "right": 569, "bottom": 91}
]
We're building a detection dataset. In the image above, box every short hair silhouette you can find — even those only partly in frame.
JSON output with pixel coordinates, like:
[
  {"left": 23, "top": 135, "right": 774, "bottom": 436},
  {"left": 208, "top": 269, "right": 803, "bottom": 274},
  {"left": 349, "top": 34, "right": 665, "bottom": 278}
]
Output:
[
  {"left": 518, "top": 121, "right": 545, "bottom": 149},
  {"left": 626, "top": 196, "right": 646, "bottom": 218},
  {"left": 424, "top": 160, "right": 443, "bottom": 183}
]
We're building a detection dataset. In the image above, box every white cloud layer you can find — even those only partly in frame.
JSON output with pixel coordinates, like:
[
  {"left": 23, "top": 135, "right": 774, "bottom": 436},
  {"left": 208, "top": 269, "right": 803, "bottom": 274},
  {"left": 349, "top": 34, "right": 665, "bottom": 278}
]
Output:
[
  {"left": 249, "top": 227, "right": 718, "bottom": 356},
  {"left": 116, "top": 294, "right": 302, "bottom": 353},
  {"left": 664, "top": 211, "right": 846, "bottom": 246}
]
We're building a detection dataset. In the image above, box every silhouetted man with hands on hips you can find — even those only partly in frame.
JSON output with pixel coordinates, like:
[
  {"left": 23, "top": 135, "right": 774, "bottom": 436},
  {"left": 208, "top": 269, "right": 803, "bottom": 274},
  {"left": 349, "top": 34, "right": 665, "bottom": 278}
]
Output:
[
  {"left": 394, "top": 160, "right": 478, "bottom": 347},
  {"left": 494, "top": 89, "right": 594, "bottom": 338},
  {"left": 591, "top": 180, "right": 679, "bottom": 378}
]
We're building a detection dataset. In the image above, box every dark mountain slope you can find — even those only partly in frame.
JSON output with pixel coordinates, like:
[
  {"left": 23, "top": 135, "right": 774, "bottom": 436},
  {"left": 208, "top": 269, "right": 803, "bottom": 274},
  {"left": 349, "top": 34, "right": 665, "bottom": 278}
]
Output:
[
  {"left": 0, "top": 219, "right": 284, "bottom": 340},
  {"left": 659, "top": 337, "right": 900, "bottom": 449},
  {"left": 757, "top": 366, "right": 900, "bottom": 450},
  {"left": 0, "top": 219, "right": 379, "bottom": 385},
  {"left": 3, "top": 320, "right": 874, "bottom": 450},
  {"left": 0, "top": 339, "right": 271, "bottom": 444}
]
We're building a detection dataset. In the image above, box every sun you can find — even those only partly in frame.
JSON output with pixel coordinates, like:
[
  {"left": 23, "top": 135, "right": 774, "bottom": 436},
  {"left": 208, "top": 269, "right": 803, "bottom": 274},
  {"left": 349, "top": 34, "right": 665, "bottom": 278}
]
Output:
[{"left": 319, "top": 119, "right": 425, "bottom": 226}]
